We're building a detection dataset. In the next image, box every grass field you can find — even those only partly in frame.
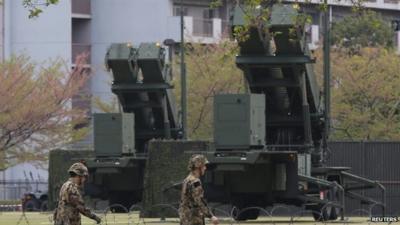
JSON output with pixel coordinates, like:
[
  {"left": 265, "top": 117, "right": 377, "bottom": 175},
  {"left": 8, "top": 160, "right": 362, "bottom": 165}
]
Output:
[{"left": 0, "top": 212, "right": 389, "bottom": 225}]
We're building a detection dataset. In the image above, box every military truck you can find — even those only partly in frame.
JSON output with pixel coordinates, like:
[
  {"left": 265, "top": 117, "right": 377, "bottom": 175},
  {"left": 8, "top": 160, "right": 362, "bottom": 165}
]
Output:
[
  {"left": 21, "top": 190, "right": 48, "bottom": 211},
  {"left": 82, "top": 42, "right": 181, "bottom": 208},
  {"left": 200, "top": 4, "right": 386, "bottom": 221}
]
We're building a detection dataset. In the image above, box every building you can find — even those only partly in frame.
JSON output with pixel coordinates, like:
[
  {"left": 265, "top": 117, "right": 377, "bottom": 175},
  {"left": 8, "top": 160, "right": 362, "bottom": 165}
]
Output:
[
  {"left": 0, "top": 0, "right": 399, "bottom": 200},
  {"left": 0, "top": 162, "right": 47, "bottom": 201},
  {"left": 0, "top": 0, "right": 231, "bottom": 200},
  {"left": 295, "top": 0, "right": 400, "bottom": 51}
]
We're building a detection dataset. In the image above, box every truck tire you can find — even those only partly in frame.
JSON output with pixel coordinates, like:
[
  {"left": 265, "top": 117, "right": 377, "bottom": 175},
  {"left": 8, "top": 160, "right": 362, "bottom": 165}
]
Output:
[
  {"left": 232, "top": 205, "right": 260, "bottom": 221},
  {"left": 327, "top": 188, "right": 339, "bottom": 220},
  {"left": 24, "top": 199, "right": 39, "bottom": 211},
  {"left": 40, "top": 200, "right": 48, "bottom": 211},
  {"left": 311, "top": 204, "right": 329, "bottom": 221},
  {"left": 329, "top": 207, "right": 338, "bottom": 220}
]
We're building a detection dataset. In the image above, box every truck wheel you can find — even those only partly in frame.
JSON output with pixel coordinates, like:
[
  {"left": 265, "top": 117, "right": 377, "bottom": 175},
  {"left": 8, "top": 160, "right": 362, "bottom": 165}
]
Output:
[
  {"left": 311, "top": 204, "right": 329, "bottom": 221},
  {"left": 232, "top": 205, "right": 260, "bottom": 221},
  {"left": 327, "top": 188, "right": 339, "bottom": 220},
  {"left": 24, "top": 199, "right": 39, "bottom": 211},
  {"left": 329, "top": 207, "right": 338, "bottom": 220},
  {"left": 40, "top": 200, "right": 48, "bottom": 211}
]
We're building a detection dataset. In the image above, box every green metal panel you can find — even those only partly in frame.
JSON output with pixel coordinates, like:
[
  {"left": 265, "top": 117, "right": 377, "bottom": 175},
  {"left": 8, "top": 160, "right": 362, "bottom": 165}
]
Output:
[
  {"left": 236, "top": 55, "right": 314, "bottom": 65},
  {"left": 107, "top": 43, "right": 134, "bottom": 60},
  {"left": 205, "top": 151, "right": 299, "bottom": 196},
  {"left": 137, "top": 42, "right": 164, "bottom": 61},
  {"left": 105, "top": 43, "right": 138, "bottom": 83},
  {"left": 231, "top": 5, "right": 245, "bottom": 26},
  {"left": 270, "top": 4, "right": 297, "bottom": 26},
  {"left": 137, "top": 43, "right": 166, "bottom": 83},
  {"left": 268, "top": 5, "right": 320, "bottom": 113},
  {"left": 275, "top": 163, "right": 287, "bottom": 191},
  {"left": 214, "top": 94, "right": 265, "bottom": 149},
  {"left": 233, "top": 4, "right": 297, "bottom": 27},
  {"left": 231, "top": 4, "right": 323, "bottom": 153},
  {"left": 231, "top": 6, "right": 270, "bottom": 55},
  {"left": 93, "top": 113, "right": 135, "bottom": 157},
  {"left": 298, "top": 153, "right": 311, "bottom": 176}
]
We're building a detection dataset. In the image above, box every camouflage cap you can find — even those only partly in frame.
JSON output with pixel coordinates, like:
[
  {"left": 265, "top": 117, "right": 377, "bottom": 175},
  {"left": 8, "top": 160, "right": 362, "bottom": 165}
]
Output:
[
  {"left": 188, "top": 154, "right": 209, "bottom": 171},
  {"left": 68, "top": 162, "right": 89, "bottom": 177}
]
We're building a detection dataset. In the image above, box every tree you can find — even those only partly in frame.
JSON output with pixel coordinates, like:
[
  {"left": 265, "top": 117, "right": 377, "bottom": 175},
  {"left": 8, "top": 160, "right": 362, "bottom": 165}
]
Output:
[
  {"left": 91, "top": 75, "right": 120, "bottom": 114},
  {"left": 22, "top": 0, "right": 59, "bottom": 18},
  {"left": 0, "top": 54, "right": 90, "bottom": 168},
  {"left": 331, "top": 10, "right": 394, "bottom": 51},
  {"left": 174, "top": 40, "right": 245, "bottom": 140},
  {"left": 314, "top": 48, "right": 400, "bottom": 140}
]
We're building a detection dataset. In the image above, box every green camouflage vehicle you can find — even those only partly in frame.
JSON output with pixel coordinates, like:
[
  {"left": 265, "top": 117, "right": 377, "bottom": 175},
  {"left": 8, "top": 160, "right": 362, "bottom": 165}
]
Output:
[
  {"left": 201, "top": 4, "right": 386, "bottom": 221},
  {"left": 49, "top": 5, "right": 386, "bottom": 220},
  {"left": 84, "top": 42, "right": 181, "bottom": 208},
  {"left": 49, "top": 42, "right": 182, "bottom": 210}
]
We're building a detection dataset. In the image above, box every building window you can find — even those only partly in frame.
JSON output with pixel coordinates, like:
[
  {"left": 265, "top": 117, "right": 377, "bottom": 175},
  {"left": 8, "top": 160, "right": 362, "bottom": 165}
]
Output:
[
  {"left": 392, "top": 20, "right": 400, "bottom": 31},
  {"left": 174, "top": 6, "right": 188, "bottom": 16},
  {"left": 203, "top": 8, "right": 214, "bottom": 19}
]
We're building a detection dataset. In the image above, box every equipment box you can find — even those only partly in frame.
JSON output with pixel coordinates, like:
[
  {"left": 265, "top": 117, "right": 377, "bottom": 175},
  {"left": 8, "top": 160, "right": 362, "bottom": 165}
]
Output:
[
  {"left": 214, "top": 94, "right": 265, "bottom": 149},
  {"left": 94, "top": 113, "right": 135, "bottom": 156}
]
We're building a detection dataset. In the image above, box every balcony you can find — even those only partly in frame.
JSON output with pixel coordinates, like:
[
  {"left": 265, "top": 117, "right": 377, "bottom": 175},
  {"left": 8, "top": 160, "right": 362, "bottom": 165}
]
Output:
[
  {"left": 167, "top": 16, "right": 225, "bottom": 44},
  {"left": 71, "top": 0, "right": 91, "bottom": 18},
  {"left": 291, "top": 0, "right": 400, "bottom": 11},
  {"left": 193, "top": 18, "right": 213, "bottom": 37},
  {"left": 72, "top": 43, "right": 91, "bottom": 64},
  {"left": 384, "top": 0, "right": 399, "bottom": 3}
]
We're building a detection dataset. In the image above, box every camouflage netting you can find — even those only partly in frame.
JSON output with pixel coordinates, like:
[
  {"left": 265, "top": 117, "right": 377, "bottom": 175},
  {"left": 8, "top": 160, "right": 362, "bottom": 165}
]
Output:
[
  {"left": 141, "top": 140, "right": 210, "bottom": 218},
  {"left": 48, "top": 149, "right": 94, "bottom": 210}
]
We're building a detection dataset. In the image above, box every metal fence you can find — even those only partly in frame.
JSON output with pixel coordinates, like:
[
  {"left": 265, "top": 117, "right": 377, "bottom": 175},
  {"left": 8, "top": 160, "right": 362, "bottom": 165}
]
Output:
[
  {"left": 1, "top": 141, "right": 400, "bottom": 217},
  {"left": 0, "top": 180, "right": 47, "bottom": 201},
  {"left": 328, "top": 141, "right": 400, "bottom": 215},
  {"left": 0, "top": 203, "right": 387, "bottom": 224}
]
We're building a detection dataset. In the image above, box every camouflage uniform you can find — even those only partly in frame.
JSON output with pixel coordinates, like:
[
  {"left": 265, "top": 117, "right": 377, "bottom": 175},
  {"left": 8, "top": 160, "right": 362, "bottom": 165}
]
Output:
[
  {"left": 54, "top": 163, "right": 100, "bottom": 225},
  {"left": 179, "top": 155, "right": 213, "bottom": 225}
]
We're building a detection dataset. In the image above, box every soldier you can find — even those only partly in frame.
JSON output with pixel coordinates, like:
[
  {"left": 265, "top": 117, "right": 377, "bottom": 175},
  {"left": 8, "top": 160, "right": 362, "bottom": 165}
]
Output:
[
  {"left": 179, "top": 154, "right": 219, "bottom": 225},
  {"left": 53, "top": 162, "right": 101, "bottom": 225}
]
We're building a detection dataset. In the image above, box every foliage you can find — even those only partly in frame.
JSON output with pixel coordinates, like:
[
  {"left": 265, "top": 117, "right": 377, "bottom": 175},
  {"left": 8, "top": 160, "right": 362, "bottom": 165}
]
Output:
[
  {"left": 211, "top": 0, "right": 333, "bottom": 43},
  {"left": 0, "top": 54, "right": 90, "bottom": 168},
  {"left": 314, "top": 48, "right": 400, "bottom": 140},
  {"left": 91, "top": 72, "right": 120, "bottom": 113},
  {"left": 206, "top": 1, "right": 398, "bottom": 141},
  {"left": 331, "top": 10, "right": 394, "bottom": 51},
  {"left": 92, "top": 95, "right": 120, "bottom": 113},
  {"left": 174, "top": 40, "right": 245, "bottom": 140},
  {"left": 22, "top": 0, "right": 59, "bottom": 18}
]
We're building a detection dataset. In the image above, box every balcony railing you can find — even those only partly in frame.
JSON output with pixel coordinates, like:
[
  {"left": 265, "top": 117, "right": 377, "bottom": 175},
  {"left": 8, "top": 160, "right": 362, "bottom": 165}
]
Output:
[
  {"left": 167, "top": 16, "right": 223, "bottom": 43},
  {"left": 72, "top": 43, "right": 91, "bottom": 63},
  {"left": 384, "top": 0, "right": 399, "bottom": 3},
  {"left": 193, "top": 18, "right": 213, "bottom": 37},
  {"left": 71, "top": 0, "right": 91, "bottom": 15},
  {"left": 221, "top": 20, "right": 230, "bottom": 37}
]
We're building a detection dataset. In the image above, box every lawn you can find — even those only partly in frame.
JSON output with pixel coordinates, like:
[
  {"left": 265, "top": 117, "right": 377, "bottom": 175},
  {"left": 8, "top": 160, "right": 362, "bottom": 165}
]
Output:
[{"left": 0, "top": 212, "right": 386, "bottom": 225}]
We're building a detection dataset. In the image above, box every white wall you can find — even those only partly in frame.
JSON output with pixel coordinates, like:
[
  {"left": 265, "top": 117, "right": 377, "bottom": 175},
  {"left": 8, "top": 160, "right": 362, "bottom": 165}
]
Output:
[
  {"left": 5, "top": 0, "right": 71, "bottom": 62},
  {"left": 5, "top": 162, "right": 48, "bottom": 181},
  {"left": 0, "top": 3, "right": 4, "bottom": 61},
  {"left": 0, "top": 162, "right": 48, "bottom": 200},
  {"left": 1, "top": 1, "right": 71, "bottom": 183}
]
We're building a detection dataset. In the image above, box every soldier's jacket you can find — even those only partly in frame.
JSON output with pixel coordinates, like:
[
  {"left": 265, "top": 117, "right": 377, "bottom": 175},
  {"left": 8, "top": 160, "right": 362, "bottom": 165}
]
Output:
[
  {"left": 179, "top": 174, "right": 213, "bottom": 225},
  {"left": 53, "top": 179, "right": 97, "bottom": 225}
]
